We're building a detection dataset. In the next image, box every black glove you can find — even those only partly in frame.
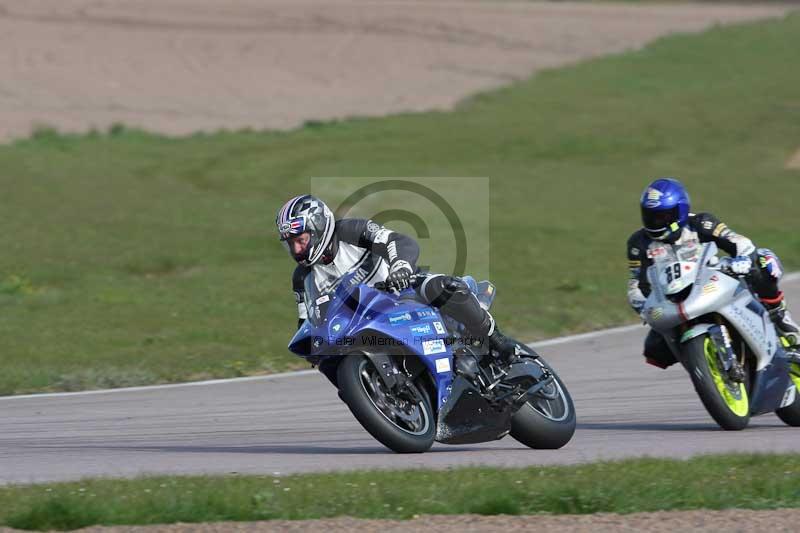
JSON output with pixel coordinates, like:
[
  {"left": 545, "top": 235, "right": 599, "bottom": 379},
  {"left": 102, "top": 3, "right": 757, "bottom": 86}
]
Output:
[{"left": 386, "top": 260, "right": 413, "bottom": 291}]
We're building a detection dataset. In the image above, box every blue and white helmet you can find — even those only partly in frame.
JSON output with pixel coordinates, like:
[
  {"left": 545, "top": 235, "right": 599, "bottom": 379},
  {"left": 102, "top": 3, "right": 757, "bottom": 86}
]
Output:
[
  {"left": 276, "top": 195, "right": 335, "bottom": 266},
  {"left": 640, "top": 178, "right": 691, "bottom": 241}
]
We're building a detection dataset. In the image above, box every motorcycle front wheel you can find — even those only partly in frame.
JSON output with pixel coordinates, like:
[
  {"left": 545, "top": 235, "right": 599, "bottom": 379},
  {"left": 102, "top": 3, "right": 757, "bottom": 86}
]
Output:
[
  {"left": 337, "top": 353, "right": 435, "bottom": 453},
  {"left": 684, "top": 335, "right": 750, "bottom": 430}
]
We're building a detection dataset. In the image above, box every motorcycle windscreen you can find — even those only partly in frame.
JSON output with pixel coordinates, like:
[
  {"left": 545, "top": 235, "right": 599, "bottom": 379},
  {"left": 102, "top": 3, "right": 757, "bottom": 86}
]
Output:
[
  {"left": 303, "top": 271, "right": 342, "bottom": 326},
  {"left": 647, "top": 241, "right": 710, "bottom": 296}
]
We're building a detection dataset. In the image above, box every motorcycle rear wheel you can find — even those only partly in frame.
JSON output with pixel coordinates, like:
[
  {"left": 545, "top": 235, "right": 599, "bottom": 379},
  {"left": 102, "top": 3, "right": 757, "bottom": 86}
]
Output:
[
  {"left": 684, "top": 335, "right": 750, "bottom": 430},
  {"left": 510, "top": 358, "right": 576, "bottom": 449},
  {"left": 775, "top": 362, "right": 800, "bottom": 426}
]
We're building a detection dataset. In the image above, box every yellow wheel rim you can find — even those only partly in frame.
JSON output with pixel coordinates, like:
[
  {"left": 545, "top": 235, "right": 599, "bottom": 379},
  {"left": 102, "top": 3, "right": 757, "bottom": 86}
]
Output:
[
  {"left": 790, "top": 362, "right": 800, "bottom": 391},
  {"left": 704, "top": 337, "right": 748, "bottom": 417}
]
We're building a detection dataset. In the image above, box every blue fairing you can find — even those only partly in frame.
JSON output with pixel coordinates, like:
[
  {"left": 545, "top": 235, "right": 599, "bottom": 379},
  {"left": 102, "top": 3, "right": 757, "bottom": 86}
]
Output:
[
  {"left": 289, "top": 272, "right": 454, "bottom": 409},
  {"left": 749, "top": 346, "right": 793, "bottom": 415}
]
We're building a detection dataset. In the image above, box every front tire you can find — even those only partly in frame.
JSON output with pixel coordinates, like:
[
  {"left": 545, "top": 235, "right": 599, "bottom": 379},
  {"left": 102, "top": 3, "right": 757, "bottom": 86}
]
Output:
[
  {"left": 510, "top": 359, "right": 576, "bottom": 449},
  {"left": 684, "top": 335, "right": 750, "bottom": 430},
  {"left": 775, "top": 363, "right": 800, "bottom": 426},
  {"left": 337, "top": 353, "right": 435, "bottom": 453}
]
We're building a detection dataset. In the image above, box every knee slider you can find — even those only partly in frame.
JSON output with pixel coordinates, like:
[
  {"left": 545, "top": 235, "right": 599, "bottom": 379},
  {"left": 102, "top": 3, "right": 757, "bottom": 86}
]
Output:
[
  {"left": 424, "top": 275, "right": 472, "bottom": 307},
  {"left": 442, "top": 276, "right": 472, "bottom": 300}
]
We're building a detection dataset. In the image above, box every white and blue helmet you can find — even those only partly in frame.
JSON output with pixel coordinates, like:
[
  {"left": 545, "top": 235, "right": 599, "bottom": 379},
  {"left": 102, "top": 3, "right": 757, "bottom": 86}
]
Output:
[{"left": 276, "top": 195, "right": 335, "bottom": 266}]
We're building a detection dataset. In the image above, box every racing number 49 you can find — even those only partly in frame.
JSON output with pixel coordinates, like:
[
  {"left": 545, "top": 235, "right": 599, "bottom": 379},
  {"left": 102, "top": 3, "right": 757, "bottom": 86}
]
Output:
[{"left": 665, "top": 263, "right": 682, "bottom": 283}]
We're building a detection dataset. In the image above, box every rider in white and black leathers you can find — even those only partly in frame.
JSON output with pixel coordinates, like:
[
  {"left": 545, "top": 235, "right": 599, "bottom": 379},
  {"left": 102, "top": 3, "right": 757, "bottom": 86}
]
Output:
[
  {"left": 627, "top": 178, "right": 800, "bottom": 369},
  {"left": 276, "top": 194, "right": 519, "bottom": 361}
]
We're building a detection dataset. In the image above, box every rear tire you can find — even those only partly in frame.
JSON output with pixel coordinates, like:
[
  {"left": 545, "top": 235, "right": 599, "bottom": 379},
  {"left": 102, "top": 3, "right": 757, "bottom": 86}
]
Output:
[
  {"left": 775, "top": 363, "right": 800, "bottom": 426},
  {"left": 684, "top": 335, "right": 750, "bottom": 430},
  {"left": 337, "top": 353, "right": 435, "bottom": 453},
  {"left": 510, "top": 359, "right": 576, "bottom": 449}
]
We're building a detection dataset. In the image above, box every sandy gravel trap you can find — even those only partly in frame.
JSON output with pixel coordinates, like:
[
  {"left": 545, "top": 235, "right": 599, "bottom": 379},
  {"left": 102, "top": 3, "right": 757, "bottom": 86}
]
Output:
[
  {"left": 0, "top": 0, "right": 790, "bottom": 142},
  {"left": 3, "top": 509, "right": 800, "bottom": 533}
]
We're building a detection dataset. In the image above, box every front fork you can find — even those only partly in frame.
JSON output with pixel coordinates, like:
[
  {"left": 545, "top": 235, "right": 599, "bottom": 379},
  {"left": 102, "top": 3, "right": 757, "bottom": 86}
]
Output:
[
  {"left": 708, "top": 324, "right": 746, "bottom": 383},
  {"left": 677, "top": 322, "right": 745, "bottom": 383}
]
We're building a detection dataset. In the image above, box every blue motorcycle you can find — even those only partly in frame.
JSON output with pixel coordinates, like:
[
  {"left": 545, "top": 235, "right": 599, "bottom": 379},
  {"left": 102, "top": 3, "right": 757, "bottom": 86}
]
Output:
[{"left": 289, "top": 271, "right": 576, "bottom": 453}]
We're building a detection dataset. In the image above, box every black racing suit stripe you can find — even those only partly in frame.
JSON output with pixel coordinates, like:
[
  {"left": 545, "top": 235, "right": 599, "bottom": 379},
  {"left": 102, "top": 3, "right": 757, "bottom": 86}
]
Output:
[{"left": 292, "top": 264, "right": 312, "bottom": 329}]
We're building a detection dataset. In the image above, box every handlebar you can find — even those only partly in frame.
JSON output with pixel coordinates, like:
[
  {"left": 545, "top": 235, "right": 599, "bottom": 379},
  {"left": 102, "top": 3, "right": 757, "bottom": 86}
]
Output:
[{"left": 715, "top": 257, "right": 752, "bottom": 278}]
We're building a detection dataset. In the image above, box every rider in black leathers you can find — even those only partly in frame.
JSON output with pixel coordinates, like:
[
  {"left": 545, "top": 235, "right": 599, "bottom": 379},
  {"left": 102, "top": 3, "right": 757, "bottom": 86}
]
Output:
[
  {"left": 628, "top": 178, "right": 800, "bottom": 368},
  {"left": 276, "top": 194, "right": 520, "bottom": 360}
]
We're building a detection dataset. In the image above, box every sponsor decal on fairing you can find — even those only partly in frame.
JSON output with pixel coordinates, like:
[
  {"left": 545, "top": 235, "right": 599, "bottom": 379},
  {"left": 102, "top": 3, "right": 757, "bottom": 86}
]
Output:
[
  {"left": 388, "top": 312, "right": 413, "bottom": 325},
  {"left": 435, "top": 358, "right": 451, "bottom": 373},
  {"left": 422, "top": 339, "right": 447, "bottom": 355},
  {"left": 410, "top": 323, "right": 433, "bottom": 336},
  {"left": 414, "top": 309, "right": 437, "bottom": 320}
]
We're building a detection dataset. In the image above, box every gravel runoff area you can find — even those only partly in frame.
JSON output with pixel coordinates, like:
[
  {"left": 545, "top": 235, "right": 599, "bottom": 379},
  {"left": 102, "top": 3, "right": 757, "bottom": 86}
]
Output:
[
  {"left": 3, "top": 509, "right": 800, "bottom": 532},
  {"left": 0, "top": 0, "right": 792, "bottom": 142},
  {"left": 787, "top": 148, "right": 800, "bottom": 169}
]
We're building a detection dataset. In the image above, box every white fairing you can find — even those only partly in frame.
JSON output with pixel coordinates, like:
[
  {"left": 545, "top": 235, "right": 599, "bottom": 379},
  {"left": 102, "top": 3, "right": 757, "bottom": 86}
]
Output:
[
  {"left": 717, "top": 290, "right": 779, "bottom": 371},
  {"left": 642, "top": 242, "right": 781, "bottom": 372},
  {"left": 657, "top": 260, "right": 698, "bottom": 295}
]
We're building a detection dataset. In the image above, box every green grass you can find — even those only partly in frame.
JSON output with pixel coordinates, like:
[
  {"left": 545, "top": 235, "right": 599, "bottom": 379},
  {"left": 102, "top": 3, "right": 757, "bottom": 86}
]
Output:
[
  {"left": 2, "top": 454, "right": 800, "bottom": 530},
  {"left": 2, "top": 14, "right": 800, "bottom": 394}
]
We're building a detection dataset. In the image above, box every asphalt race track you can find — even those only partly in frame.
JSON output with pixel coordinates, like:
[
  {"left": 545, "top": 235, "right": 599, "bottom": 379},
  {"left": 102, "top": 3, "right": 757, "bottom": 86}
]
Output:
[{"left": 2, "top": 278, "right": 800, "bottom": 485}]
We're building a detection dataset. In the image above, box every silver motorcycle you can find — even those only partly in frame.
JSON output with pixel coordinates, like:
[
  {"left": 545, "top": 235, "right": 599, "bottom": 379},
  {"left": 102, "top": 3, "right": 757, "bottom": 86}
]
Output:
[{"left": 641, "top": 241, "right": 800, "bottom": 430}]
